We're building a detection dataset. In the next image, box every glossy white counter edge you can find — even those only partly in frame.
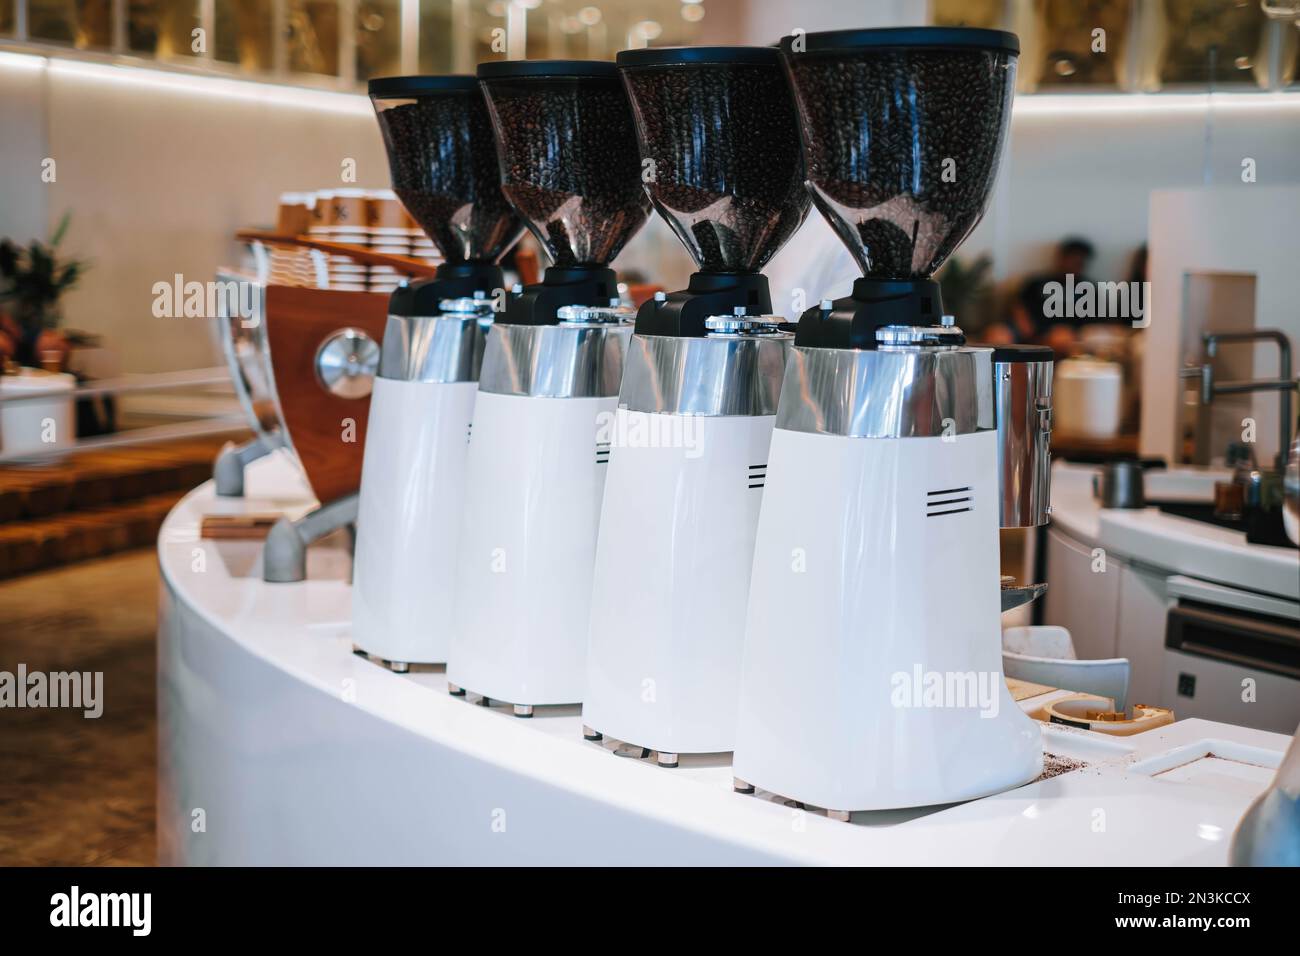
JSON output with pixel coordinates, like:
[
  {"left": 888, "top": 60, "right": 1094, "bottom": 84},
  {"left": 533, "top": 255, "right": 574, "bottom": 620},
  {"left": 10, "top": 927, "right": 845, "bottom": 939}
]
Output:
[
  {"left": 1049, "top": 463, "right": 1300, "bottom": 600},
  {"left": 157, "top": 452, "right": 1294, "bottom": 865}
]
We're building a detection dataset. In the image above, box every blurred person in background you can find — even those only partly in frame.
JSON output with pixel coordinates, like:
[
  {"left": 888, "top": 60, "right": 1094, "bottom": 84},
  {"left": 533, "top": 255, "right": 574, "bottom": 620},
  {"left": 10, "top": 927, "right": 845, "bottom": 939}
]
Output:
[
  {"left": 1128, "top": 243, "right": 1147, "bottom": 290},
  {"left": 983, "top": 236, "right": 1096, "bottom": 356}
]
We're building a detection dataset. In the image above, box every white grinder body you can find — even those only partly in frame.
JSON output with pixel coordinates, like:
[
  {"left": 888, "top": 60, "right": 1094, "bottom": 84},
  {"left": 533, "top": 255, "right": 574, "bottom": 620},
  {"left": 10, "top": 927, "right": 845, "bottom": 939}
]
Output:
[
  {"left": 448, "top": 317, "right": 631, "bottom": 706},
  {"left": 352, "top": 308, "right": 489, "bottom": 664},
  {"left": 733, "top": 341, "right": 1050, "bottom": 811},
  {"left": 584, "top": 330, "right": 789, "bottom": 754}
]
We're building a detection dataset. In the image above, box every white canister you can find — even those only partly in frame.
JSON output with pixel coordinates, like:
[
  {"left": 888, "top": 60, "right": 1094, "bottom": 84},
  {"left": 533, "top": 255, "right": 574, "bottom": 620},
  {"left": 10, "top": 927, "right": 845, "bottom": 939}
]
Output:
[
  {"left": 0, "top": 369, "right": 77, "bottom": 460},
  {"left": 1054, "top": 357, "right": 1122, "bottom": 440}
]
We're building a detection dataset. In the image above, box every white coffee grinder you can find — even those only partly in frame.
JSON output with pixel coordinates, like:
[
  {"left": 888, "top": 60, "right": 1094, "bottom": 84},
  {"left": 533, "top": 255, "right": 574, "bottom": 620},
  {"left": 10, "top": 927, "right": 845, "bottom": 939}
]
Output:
[
  {"left": 447, "top": 61, "right": 651, "bottom": 714},
  {"left": 351, "top": 75, "right": 524, "bottom": 671},
  {"left": 583, "top": 46, "right": 811, "bottom": 765},
  {"left": 732, "top": 27, "right": 1055, "bottom": 817}
]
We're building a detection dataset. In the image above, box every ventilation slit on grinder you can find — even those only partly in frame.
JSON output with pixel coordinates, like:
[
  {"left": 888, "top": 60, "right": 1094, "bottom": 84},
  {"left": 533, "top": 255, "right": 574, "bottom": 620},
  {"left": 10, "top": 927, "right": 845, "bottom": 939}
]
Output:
[{"left": 926, "top": 486, "right": 972, "bottom": 517}]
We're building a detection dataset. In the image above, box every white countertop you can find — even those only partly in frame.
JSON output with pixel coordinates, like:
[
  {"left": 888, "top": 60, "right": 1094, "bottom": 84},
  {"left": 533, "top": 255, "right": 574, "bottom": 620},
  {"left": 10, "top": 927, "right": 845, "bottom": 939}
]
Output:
[
  {"left": 1050, "top": 463, "right": 1299, "bottom": 600},
  {"left": 156, "top": 452, "right": 1295, "bottom": 865}
]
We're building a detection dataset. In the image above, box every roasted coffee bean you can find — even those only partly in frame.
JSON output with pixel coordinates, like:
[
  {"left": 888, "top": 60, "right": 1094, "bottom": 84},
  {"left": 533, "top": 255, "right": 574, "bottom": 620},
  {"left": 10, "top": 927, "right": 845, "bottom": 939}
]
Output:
[
  {"left": 373, "top": 90, "right": 523, "bottom": 263},
  {"left": 783, "top": 47, "right": 1016, "bottom": 278},
  {"left": 621, "top": 61, "right": 810, "bottom": 274},
  {"left": 480, "top": 76, "right": 650, "bottom": 269}
]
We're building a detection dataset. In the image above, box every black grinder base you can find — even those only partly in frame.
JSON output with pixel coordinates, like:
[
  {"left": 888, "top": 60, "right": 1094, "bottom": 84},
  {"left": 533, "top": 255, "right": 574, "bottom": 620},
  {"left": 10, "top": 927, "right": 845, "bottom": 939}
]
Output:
[
  {"left": 793, "top": 278, "right": 947, "bottom": 349},
  {"left": 635, "top": 272, "right": 774, "bottom": 338},
  {"left": 387, "top": 262, "right": 505, "bottom": 316},
  {"left": 504, "top": 266, "right": 620, "bottom": 325}
]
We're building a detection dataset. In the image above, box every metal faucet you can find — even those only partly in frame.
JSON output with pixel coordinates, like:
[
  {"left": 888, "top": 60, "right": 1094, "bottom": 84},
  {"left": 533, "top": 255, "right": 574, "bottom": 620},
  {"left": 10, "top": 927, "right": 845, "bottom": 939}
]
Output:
[{"left": 1182, "top": 330, "right": 1297, "bottom": 471}]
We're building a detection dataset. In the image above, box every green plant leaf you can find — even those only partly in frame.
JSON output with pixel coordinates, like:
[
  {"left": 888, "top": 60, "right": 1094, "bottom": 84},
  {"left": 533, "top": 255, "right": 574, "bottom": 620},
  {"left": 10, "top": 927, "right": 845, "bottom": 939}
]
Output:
[
  {"left": 50, "top": 211, "right": 71, "bottom": 248},
  {"left": 57, "top": 261, "right": 82, "bottom": 292},
  {"left": 0, "top": 217, "right": 89, "bottom": 332}
]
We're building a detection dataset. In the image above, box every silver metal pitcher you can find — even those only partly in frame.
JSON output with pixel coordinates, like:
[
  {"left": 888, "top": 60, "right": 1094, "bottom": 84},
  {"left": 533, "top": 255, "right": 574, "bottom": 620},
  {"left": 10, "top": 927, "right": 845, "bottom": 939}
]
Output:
[{"left": 992, "top": 345, "right": 1054, "bottom": 528}]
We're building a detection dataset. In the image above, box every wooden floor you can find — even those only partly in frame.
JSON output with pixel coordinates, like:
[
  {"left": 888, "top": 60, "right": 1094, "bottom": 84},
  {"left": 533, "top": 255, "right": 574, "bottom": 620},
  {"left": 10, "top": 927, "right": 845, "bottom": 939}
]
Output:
[
  {"left": 0, "top": 435, "right": 241, "bottom": 580},
  {"left": 0, "top": 548, "right": 159, "bottom": 865}
]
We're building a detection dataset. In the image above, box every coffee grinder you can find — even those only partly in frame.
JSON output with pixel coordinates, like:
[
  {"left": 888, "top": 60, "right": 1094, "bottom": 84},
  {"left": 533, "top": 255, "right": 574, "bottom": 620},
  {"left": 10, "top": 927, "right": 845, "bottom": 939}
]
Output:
[
  {"left": 732, "top": 28, "right": 1055, "bottom": 816},
  {"left": 582, "top": 46, "right": 810, "bottom": 764},
  {"left": 351, "top": 75, "right": 524, "bottom": 671},
  {"left": 447, "top": 61, "right": 651, "bottom": 714}
]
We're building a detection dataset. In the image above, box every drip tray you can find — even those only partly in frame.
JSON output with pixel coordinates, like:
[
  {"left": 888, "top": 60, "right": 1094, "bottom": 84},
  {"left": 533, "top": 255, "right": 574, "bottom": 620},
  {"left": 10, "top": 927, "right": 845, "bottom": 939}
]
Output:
[{"left": 1129, "top": 739, "right": 1282, "bottom": 798}]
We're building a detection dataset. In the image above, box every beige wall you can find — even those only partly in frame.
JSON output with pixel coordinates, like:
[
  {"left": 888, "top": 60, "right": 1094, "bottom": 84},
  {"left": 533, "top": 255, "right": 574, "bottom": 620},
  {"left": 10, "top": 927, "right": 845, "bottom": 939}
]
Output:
[
  {"left": 0, "top": 55, "right": 48, "bottom": 245},
  {"left": 1, "top": 54, "right": 390, "bottom": 374}
]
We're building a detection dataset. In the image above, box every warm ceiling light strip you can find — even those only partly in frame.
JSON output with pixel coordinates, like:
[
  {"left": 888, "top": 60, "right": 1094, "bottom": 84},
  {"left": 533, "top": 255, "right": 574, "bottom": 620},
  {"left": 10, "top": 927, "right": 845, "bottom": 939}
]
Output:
[
  {"left": 1013, "top": 91, "right": 1300, "bottom": 117},
  {"left": 0, "top": 50, "right": 373, "bottom": 116},
  {"left": 4, "top": 49, "right": 1300, "bottom": 118}
]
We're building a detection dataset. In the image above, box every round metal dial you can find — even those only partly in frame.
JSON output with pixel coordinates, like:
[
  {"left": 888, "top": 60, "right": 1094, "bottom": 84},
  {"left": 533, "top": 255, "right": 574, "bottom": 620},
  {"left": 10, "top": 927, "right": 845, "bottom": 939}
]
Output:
[{"left": 315, "top": 328, "right": 380, "bottom": 399}]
